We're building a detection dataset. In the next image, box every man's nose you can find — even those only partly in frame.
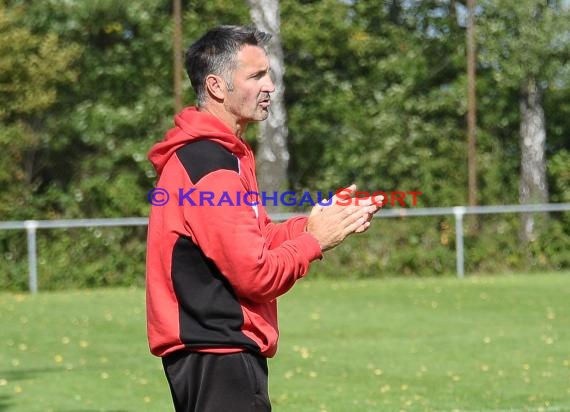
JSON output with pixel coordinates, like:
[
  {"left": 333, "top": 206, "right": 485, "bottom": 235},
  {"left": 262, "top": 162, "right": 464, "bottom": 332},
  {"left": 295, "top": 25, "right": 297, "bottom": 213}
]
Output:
[{"left": 263, "top": 75, "right": 276, "bottom": 93}]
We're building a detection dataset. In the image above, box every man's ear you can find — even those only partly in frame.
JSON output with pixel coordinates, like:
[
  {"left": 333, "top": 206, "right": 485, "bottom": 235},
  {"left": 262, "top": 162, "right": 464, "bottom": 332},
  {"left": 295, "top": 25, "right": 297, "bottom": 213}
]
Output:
[{"left": 205, "top": 74, "right": 226, "bottom": 101}]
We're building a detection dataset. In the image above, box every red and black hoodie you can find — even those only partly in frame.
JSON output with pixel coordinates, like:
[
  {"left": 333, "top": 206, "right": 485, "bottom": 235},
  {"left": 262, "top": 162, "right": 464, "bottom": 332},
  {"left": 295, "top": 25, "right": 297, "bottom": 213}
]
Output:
[{"left": 146, "top": 107, "right": 322, "bottom": 358}]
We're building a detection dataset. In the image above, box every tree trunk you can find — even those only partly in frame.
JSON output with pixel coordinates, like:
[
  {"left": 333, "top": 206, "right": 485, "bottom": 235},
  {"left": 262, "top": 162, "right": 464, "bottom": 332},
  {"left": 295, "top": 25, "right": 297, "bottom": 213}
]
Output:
[
  {"left": 466, "top": 0, "right": 480, "bottom": 234},
  {"left": 388, "top": 0, "right": 402, "bottom": 24},
  {"left": 172, "top": 0, "right": 184, "bottom": 113},
  {"left": 466, "top": 0, "right": 477, "bottom": 208},
  {"left": 247, "top": 0, "right": 289, "bottom": 212},
  {"left": 519, "top": 76, "right": 549, "bottom": 242}
]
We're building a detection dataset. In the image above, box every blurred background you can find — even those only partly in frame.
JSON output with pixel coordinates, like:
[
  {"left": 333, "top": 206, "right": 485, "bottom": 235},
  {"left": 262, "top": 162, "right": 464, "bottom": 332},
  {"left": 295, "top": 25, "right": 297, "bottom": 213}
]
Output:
[{"left": 1, "top": 0, "right": 569, "bottom": 290}]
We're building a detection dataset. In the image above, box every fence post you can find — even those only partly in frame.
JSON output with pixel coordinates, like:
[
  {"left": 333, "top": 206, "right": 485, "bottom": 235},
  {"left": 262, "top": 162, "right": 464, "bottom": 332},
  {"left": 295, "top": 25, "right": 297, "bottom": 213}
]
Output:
[
  {"left": 453, "top": 207, "right": 466, "bottom": 278},
  {"left": 24, "top": 220, "right": 38, "bottom": 294}
]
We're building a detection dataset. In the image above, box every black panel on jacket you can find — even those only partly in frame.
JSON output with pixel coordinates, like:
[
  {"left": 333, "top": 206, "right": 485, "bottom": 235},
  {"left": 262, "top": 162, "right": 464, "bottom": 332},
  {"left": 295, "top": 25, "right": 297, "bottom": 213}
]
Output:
[
  {"left": 176, "top": 140, "right": 238, "bottom": 184},
  {"left": 171, "top": 235, "right": 259, "bottom": 352}
]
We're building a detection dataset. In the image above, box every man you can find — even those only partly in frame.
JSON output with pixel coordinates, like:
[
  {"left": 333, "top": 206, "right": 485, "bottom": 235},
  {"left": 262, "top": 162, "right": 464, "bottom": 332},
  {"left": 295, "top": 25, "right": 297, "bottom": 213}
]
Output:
[{"left": 146, "top": 25, "right": 382, "bottom": 412}]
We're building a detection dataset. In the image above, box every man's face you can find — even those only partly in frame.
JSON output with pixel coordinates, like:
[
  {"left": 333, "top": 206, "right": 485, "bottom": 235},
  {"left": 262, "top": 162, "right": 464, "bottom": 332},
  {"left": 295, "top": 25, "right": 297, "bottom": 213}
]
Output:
[{"left": 223, "top": 45, "right": 275, "bottom": 125}]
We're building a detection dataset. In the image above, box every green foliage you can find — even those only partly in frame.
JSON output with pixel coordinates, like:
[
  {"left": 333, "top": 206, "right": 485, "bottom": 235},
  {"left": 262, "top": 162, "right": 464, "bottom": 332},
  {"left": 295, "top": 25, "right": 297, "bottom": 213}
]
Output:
[
  {"left": 0, "top": 226, "right": 147, "bottom": 292},
  {"left": 34, "top": 227, "right": 147, "bottom": 290},
  {"left": 1, "top": 1, "right": 171, "bottom": 222},
  {"left": 0, "top": 4, "right": 80, "bottom": 120},
  {"left": 0, "top": 0, "right": 569, "bottom": 290},
  {"left": 475, "top": 0, "right": 570, "bottom": 210},
  {"left": 307, "top": 211, "right": 570, "bottom": 281},
  {"left": 310, "top": 217, "right": 455, "bottom": 278},
  {"left": 0, "top": 3, "right": 80, "bottom": 220},
  {"left": 478, "top": 0, "right": 570, "bottom": 86},
  {"left": 283, "top": 0, "right": 468, "bottom": 206},
  {"left": 549, "top": 150, "right": 570, "bottom": 203}
]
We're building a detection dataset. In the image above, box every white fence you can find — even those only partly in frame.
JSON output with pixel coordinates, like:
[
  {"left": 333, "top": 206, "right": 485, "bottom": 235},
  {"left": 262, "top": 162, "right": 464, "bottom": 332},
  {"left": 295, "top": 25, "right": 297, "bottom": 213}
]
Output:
[{"left": 1, "top": 203, "right": 569, "bottom": 293}]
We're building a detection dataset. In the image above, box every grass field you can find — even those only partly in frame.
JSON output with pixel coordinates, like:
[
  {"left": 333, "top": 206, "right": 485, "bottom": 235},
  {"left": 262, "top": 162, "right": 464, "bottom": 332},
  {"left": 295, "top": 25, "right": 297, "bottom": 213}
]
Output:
[{"left": 1, "top": 273, "right": 569, "bottom": 412}]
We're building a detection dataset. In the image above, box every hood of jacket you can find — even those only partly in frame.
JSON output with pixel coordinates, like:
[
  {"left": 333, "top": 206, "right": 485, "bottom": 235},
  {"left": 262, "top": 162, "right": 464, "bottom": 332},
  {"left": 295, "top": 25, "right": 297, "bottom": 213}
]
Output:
[{"left": 148, "top": 107, "right": 248, "bottom": 176}]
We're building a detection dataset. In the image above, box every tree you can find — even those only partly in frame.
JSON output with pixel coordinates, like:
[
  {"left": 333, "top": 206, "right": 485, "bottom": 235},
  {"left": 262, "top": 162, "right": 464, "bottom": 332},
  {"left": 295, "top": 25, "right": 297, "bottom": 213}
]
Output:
[
  {"left": 2, "top": 0, "right": 178, "bottom": 219},
  {"left": 477, "top": 0, "right": 570, "bottom": 241},
  {"left": 0, "top": 3, "right": 80, "bottom": 218},
  {"left": 466, "top": 0, "right": 478, "bottom": 208},
  {"left": 282, "top": 0, "right": 468, "bottom": 207},
  {"left": 246, "top": 0, "right": 289, "bottom": 211}
]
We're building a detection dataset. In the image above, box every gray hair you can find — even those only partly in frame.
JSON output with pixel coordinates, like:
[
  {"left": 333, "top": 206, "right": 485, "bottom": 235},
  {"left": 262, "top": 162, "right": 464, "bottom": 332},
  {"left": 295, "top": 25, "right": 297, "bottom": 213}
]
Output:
[{"left": 185, "top": 25, "right": 272, "bottom": 106}]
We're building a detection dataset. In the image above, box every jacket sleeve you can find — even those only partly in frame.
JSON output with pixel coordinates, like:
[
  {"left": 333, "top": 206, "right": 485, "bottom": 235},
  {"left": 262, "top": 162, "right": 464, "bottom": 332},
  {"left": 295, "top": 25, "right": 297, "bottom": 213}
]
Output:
[
  {"left": 260, "top": 215, "right": 310, "bottom": 249},
  {"left": 180, "top": 168, "right": 322, "bottom": 303}
]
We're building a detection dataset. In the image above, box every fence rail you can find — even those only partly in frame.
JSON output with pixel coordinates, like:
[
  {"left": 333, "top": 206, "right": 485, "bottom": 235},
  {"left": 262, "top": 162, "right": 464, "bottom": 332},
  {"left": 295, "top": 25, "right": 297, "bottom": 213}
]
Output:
[{"left": 1, "top": 203, "right": 569, "bottom": 293}]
